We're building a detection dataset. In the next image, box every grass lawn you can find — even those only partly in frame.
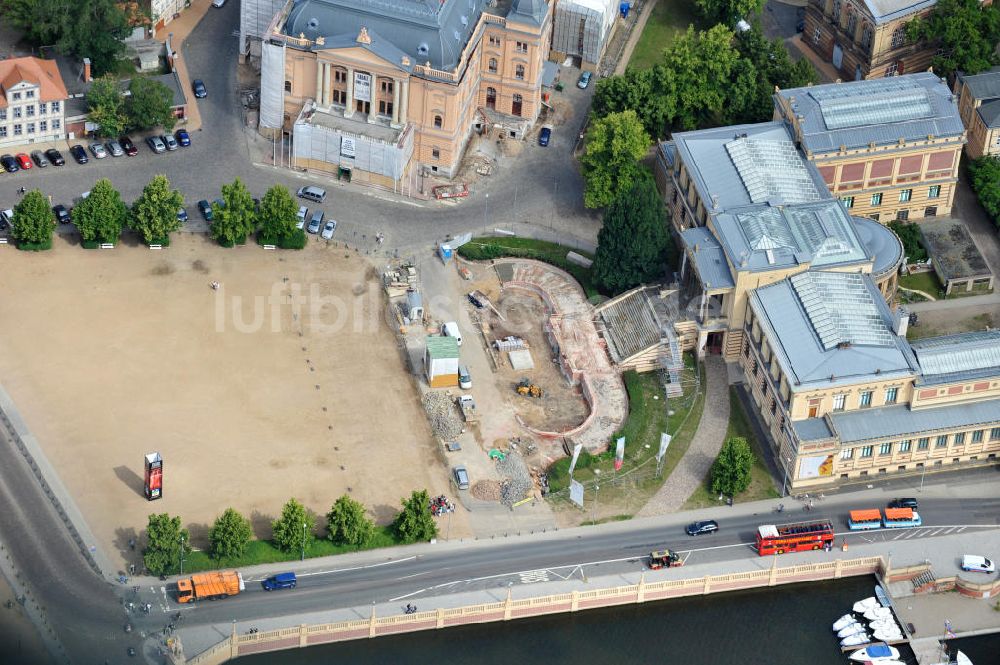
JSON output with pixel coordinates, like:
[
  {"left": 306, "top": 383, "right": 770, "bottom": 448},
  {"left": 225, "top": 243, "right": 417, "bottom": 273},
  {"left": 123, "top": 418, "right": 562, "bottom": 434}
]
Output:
[
  {"left": 899, "top": 271, "right": 944, "bottom": 299},
  {"left": 179, "top": 526, "right": 400, "bottom": 574},
  {"left": 628, "top": 0, "right": 700, "bottom": 70},
  {"left": 682, "top": 386, "right": 780, "bottom": 510},
  {"left": 457, "top": 236, "right": 600, "bottom": 298},
  {"left": 546, "top": 355, "right": 706, "bottom": 516}
]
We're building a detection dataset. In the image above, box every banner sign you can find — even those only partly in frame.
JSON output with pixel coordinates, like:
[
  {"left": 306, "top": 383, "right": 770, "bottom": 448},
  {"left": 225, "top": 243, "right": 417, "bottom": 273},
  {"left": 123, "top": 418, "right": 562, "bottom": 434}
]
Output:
[
  {"left": 656, "top": 433, "right": 672, "bottom": 463},
  {"left": 614, "top": 437, "right": 625, "bottom": 471},
  {"left": 341, "top": 135, "right": 356, "bottom": 158},
  {"left": 568, "top": 443, "right": 583, "bottom": 477},
  {"left": 569, "top": 480, "right": 584, "bottom": 507},
  {"left": 354, "top": 71, "right": 372, "bottom": 102},
  {"left": 144, "top": 452, "right": 163, "bottom": 501}
]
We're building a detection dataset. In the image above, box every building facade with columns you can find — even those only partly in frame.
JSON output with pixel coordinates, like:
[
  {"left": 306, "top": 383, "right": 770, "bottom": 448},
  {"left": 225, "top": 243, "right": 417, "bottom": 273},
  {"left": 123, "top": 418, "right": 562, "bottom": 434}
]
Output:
[{"left": 259, "top": 0, "right": 552, "bottom": 189}]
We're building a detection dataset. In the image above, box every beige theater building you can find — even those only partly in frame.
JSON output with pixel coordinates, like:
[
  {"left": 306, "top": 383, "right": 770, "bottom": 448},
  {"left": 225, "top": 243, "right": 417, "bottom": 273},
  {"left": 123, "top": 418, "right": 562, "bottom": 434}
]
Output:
[{"left": 259, "top": 0, "right": 552, "bottom": 188}]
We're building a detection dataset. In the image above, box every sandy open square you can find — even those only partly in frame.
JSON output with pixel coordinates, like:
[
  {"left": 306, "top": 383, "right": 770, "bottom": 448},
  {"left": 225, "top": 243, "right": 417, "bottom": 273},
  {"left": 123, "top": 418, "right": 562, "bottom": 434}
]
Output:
[{"left": 0, "top": 234, "right": 467, "bottom": 567}]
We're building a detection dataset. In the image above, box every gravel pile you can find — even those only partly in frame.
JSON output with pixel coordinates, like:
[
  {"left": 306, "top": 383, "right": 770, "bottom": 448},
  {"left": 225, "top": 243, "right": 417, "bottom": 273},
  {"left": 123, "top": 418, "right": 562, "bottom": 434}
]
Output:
[
  {"left": 422, "top": 392, "right": 463, "bottom": 440},
  {"left": 471, "top": 480, "right": 501, "bottom": 502},
  {"left": 496, "top": 451, "right": 533, "bottom": 506}
]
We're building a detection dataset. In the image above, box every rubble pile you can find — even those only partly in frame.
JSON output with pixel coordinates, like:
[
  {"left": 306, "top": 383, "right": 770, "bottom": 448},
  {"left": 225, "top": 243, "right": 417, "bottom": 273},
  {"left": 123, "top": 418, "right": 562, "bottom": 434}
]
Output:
[
  {"left": 421, "top": 392, "right": 463, "bottom": 440},
  {"left": 471, "top": 480, "right": 502, "bottom": 502},
  {"left": 496, "top": 451, "right": 533, "bottom": 506}
]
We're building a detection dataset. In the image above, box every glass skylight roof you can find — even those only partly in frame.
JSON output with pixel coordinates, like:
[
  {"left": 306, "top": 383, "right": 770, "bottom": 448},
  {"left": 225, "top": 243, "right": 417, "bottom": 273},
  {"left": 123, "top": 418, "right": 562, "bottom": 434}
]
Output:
[
  {"left": 911, "top": 331, "right": 1000, "bottom": 376},
  {"left": 810, "top": 79, "right": 934, "bottom": 130},
  {"left": 725, "top": 138, "right": 823, "bottom": 204},
  {"left": 790, "top": 272, "right": 895, "bottom": 349}
]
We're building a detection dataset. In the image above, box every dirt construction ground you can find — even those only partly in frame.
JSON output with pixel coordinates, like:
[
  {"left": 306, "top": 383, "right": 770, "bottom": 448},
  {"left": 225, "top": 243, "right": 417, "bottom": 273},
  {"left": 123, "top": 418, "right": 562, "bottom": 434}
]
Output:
[{"left": 0, "top": 234, "right": 467, "bottom": 568}]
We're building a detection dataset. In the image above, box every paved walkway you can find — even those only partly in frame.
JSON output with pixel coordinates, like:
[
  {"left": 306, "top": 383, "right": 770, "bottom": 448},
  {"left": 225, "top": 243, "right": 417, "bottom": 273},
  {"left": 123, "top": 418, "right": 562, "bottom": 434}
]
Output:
[
  {"left": 153, "top": 0, "right": 213, "bottom": 132},
  {"left": 612, "top": 0, "right": 657, "bottom": 75},
  {"left": 906, "top": 292, "right": 1000, "bottom": 312},
  {"left": 635, "top": 356, "right": 729, "bottom": 516}
]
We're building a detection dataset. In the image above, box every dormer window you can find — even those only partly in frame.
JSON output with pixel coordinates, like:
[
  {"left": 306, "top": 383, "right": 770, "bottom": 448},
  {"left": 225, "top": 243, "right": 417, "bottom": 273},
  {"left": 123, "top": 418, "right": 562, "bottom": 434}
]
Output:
[
  {"left": 25, "top": 90, "right": 35, "bottom": 98},
  {"left": 417, "top": 43, "right": 429, "bottom": 56}
]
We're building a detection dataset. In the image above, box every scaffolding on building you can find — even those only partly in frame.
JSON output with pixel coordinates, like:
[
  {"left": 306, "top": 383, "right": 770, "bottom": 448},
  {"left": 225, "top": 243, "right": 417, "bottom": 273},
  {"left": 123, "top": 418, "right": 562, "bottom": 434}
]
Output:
[{"left": 551, "top": 0, "right": 619, "bottom": 67}]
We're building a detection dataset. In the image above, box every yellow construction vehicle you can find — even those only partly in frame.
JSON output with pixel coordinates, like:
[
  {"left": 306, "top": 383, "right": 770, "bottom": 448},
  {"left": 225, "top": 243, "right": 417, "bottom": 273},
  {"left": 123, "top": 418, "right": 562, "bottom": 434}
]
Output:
[{"left": 515, "top": 379, "right": 543, "bottom": 398}]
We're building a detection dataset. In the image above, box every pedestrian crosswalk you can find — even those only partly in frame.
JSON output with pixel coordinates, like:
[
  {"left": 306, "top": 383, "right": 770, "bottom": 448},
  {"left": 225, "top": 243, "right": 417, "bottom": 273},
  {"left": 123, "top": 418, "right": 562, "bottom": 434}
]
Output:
[
  {"left": 518, "top": 570, "right": 551, "bottom": 584},
  {"left": 888, "top": 526, "right": 967, "bottom": 540}
]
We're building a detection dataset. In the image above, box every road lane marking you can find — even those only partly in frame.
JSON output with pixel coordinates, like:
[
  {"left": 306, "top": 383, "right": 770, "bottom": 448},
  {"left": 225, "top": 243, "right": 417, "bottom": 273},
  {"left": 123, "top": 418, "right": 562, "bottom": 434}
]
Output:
[
  {"left": 397, "top": 571, "right": 431, "bottom": 580},
  {"left": 244, "top": 556, "right": 418, "bottom": 582},
  {"left": 518, "top": 570, "right": 550, "bottom": 584}
]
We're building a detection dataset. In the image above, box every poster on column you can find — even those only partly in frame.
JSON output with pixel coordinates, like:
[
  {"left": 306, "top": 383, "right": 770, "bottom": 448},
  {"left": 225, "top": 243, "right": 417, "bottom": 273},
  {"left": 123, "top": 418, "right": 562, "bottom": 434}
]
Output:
[{"left": 354, "top": 72, "right": 372, "bottom": 102}]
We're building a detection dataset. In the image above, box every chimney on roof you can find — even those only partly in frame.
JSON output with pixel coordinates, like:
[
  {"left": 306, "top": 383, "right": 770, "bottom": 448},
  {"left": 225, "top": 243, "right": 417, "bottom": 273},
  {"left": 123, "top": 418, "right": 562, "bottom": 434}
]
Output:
[
  {"left": 711, "top": 194, "right": 719, "bottom": 209},
  {"left": 83, "top": 58, "right": 92, "bottom": 82},
  {"left": 892, "top": 306, "right": 909, "bottom": 337}
]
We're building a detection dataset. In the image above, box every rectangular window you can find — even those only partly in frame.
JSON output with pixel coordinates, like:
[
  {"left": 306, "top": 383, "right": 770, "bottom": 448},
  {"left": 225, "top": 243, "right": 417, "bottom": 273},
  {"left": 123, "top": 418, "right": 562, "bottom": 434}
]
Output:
[
  {"left": 335, "top": 70, "right": 346, "bottom": 83},
  {"left": 992, "top": 427, "right": 1000, "bottom": 440},
  {"left": 13, "top": 107, "right": 22, "bottom": 119},
  {"left": 0, "top": 127, "right": 6, "bottom": 138},
  {"left": 39, "top": 120, "right": 47, "bottom": 131},
  {"left": 51, "top": 101, "right": 60, "bottom": 113},
  {"left": 489, "top": 35, "right": 501, "bottom": 47},
  {"left": 972, "top": 430, "right": 984, "bottom": 443},
  {"left": 861, "top": 446, "right": 873, "bottom": 458},
  {"left": 879, "top": 442, "right": 892, "bottom": 455},
  {"left": 899, "top": 440, "right": 911, "bottom": 453},
  {"left": 515, "top": 41, "right": 528, "bottom": 53},
  {"left": 812, "top": 27, "right": 821, "bottom": 45},
  {"left": 11, "top": 92, "right": 20, "bottom": 100},
  {"left": 431, "top": 148, "right": 440, "bottom": 160},
  {"left": 25, "top": 90, "right": 34, "bottom": 98},
  {"left": 918, "top": 437, "right": 929, "bottom": 450},
  {"left": 25, "top": 105, "right": 34, "bottom": 117},
  {"left": 841, "top": 448, "right": 853, "bottom": 460},
  {"left": 52, "top": 118, "right": 60, "bottom": 129},
  {"left": 884, "top": 387, "right": 898, "bottom": 404},
  {"left": 26, "top": 122, "right": 34, "bottom": 134},
  {"left": 954, "top": 432, "right": 966, "bottom": 445},
  {"left": 333, "top": 89, "right": 346, "bottom": 105},
  {"left": 870, "top": 193, "right": 882, "bottom": 206},
  {"left": 832, "top": 394, "right": 846, "bottom": 411},
  {"left": 928, "top": 185, "right": 941, "bottom": 198},
  {"left": 38, "top": 102, "right": 46, "bottom": 114},
  {"left": 0, "top": 108, "right": 6, "bottom": 120},
  {"left": 13, "top": 123, "right": 21, "bottom": 136},
  {"left": 859, "top": 391, "right": 872, "bottom": 408},
  {"left": 897, "top": 209, "right": 909, "bottom": 221},
  {"left": 841, "top": 196, "right": 854, "bottom": 209},
  {"left": 936, "top": 435, "right": 948, "bottom": 447},
  {"left": 899, "top": 189, "right": 912, "bottom": 202}
]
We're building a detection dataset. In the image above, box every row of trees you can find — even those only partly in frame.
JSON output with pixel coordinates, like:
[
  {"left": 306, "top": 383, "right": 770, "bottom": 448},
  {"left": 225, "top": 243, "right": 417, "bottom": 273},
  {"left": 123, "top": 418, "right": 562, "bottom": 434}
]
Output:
[
  {"left": 967, "top": 156, "right": 1000, "bottom": 231},
  {"left": 143, "top": 491, "right": 439, "bottom": 575},
  {"left": 88, "top": 74, "right": 178, "bottom": 137},
  {"left": 0, "top": 0, "right": 142, "bottom": 75},
  {"left": 9, "top": 177, "right": 306, "bottom": 250},
  {"left": 907, "top": 0, "right": 1000, "bottom": 78}
]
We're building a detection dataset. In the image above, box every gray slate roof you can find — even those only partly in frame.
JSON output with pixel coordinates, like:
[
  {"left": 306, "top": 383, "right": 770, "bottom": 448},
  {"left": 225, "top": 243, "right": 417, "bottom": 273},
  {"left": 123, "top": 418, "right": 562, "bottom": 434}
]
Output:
[
  {"left": 831, "top": 397, "right": 1000, "bottom": 443},
  {"left": 793, "top": 417, "right": 835, "bottom": 441},
  {"left": 317, "top": 29, "right": 415, "bottom": 73},
  {"left": 777, "top": 72, "right": 964, "bottom": 154},
  {"left": 852, "top": 216, "right": 902, "bottom": 278},
  {"left": 976, "top": 100, "right": 1000, "bottom": 129},
  {"left": 284, "top": 0, "right": 491, "bottom": 71},
  {"left": 958, "top": 66, "right": 1000, "bottom": 100},
  {"left": 861, "top": 0, "right": 936, "bottom": 24},
  {"left": 911, "top": 330, "right": 1000, "bottom": 379},
  {"left": 750, "top": 272, "right": 916, "bottom": 388},
  {"left": 680, "top": 226, "right": 735, "bottom": 290}
]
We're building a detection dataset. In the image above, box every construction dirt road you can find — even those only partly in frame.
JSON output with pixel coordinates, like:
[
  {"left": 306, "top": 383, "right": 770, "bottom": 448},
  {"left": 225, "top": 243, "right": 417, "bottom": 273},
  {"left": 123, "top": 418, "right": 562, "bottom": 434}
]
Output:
[{"left": 0, "top": 233, "right": 468, "bottom": 568}]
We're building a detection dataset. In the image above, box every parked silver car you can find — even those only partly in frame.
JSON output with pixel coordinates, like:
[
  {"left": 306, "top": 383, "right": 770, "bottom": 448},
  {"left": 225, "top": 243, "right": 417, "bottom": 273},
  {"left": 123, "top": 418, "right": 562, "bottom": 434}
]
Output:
[
  {"left": 146, "top": 136, "right": 166, "bottom": 153},
  {"left": 89, "top": 142, "right": 108, "bottom": 159},
  {"left": 105, "top": 140, "right": 125, "bottom": 157},
  {"left": 162, "top": 134, "right": 179, "bottom": 151}
]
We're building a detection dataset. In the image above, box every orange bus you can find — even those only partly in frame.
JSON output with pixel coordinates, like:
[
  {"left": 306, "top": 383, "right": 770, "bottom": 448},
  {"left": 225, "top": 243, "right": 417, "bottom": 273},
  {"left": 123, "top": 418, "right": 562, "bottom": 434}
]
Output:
[{"left": 756, "top": 520, "right": 835, "bottom": 556}]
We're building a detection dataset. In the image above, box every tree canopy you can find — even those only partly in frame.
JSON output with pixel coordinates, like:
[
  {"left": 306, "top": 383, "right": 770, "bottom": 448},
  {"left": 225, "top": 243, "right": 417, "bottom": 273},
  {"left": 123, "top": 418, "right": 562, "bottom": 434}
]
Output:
[
  {"left": 257, "top": 184, "right": 305, "bottom": 248},
  {"left": 127, "top": 77, "right": 177, "bottom": 132},
  {"left": 143, "top": 513, "right": 190, "bottom": 576},
  {"left": 968, "top": 155, "right": 1000, "bottom": 230},
  {"left": 86, "top": 74, "right": 128, "bottom": 138},
  {"left": 695, "top": 0, "right": 766, "bottom": 27},
  {"left": 393, "top": 490, "right": 438, "bottom": 544},
  {"left": 211, "top": 178, "right": 257, "bottom": 246},
  {"left": 908, "top": 0, "right": 1000, "bottom": 77},
  {"left": 326, "top": 495, "right": 376, "bottom": 548},
  {"left": 710, "top": 437, "right": 755, "bottom": 497},
  {"left": 208, "top": 508, "right": 254, "bottom": 560},
  {"left": 271, "top": 498, "right": 315, "bottom": 553},
  {"left": 591, "top": 174, "right": 671, "bottom": 295},
  {"left": 10, "top": 190, "right": 56, "bottom": 249},
  {"left": 580, "top": 109, "right": 650, "bottom": 209},
  {"left": 128, "top": 174, "right": 185, "bottom": 245},
  {"left": 73, "top": 178, "right": 127, "bottom": 245}
]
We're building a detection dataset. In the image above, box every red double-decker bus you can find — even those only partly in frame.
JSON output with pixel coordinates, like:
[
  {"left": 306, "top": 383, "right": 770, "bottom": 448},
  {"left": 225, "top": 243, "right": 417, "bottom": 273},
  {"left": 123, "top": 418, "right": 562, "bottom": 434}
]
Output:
[{"left": 756, "top": 519, "right": 835, "bottom": 556}]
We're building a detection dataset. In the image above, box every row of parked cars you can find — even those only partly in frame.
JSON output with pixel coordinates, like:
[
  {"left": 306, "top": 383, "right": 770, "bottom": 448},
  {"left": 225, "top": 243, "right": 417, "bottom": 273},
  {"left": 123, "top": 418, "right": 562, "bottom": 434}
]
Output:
[{"left": 0, "top": 131, "right": 193, "bottom": 174}]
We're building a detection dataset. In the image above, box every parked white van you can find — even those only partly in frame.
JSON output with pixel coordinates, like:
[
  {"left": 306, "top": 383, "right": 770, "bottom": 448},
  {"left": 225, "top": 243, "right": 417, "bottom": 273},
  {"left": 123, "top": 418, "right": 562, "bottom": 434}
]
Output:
[{"left": 442, "top": 321, "right": 462, "bottom": 346}]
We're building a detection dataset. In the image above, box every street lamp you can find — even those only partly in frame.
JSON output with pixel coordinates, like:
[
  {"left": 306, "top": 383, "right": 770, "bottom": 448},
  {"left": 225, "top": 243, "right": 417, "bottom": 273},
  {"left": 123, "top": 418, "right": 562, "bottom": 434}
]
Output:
[
  {"left": 782, "top": 457, "right": 791, "bottom": 498},
  {"left": 179, "top": 534, "right": 186, "bottom": 576},
  {"left": 483, "top": 193, "right": 489, "bottom": 234},
  {"left": 301, "top": 522, "right": 307, "bottom": 562}
]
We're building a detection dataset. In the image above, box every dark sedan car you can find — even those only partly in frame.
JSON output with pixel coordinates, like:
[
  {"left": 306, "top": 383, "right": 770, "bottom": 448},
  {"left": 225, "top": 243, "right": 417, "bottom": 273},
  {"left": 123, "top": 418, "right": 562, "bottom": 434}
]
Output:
[
  {"left": 69, "top": 144, "right": 89, "bottom": 164},
  {"left": 119, "top": 136, "right": 138, "bottom": 156},
  {"left": 198, "top": 199, "right": 213, "bottom": 221},
  {"left": 1, "top": 154, "right": 19, "bottom": 172},
  {"left": 192, "top": 79, "right": 207, "bottom": 98},
  {"left": 686, "top": 520, "right": 719, "bottom": 536},
  {"left": 45, "top": 148, "right": 66, "bottom": 166},
  {"left": 53, "top": 205, "right": 71, "bottom": 224}
]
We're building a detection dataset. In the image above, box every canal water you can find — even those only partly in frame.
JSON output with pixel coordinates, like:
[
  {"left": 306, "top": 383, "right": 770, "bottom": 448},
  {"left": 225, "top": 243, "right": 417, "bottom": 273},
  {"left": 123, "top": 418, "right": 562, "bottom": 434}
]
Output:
[{"left": 235, "top": 576, "right": 923, "bottom": 665}]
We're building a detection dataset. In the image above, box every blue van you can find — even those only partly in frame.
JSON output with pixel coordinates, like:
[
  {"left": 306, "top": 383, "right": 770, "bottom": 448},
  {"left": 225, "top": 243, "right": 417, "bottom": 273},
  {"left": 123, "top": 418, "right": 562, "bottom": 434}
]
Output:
[{"left": 262, "top": 572, "right": 297, "bottom": 591}]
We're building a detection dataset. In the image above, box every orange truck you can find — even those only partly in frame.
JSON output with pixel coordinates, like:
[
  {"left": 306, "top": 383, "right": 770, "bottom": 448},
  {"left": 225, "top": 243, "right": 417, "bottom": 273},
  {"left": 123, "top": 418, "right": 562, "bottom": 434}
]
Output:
[{"left": 176, "top": 570, "right": 245, "bottom": 603}]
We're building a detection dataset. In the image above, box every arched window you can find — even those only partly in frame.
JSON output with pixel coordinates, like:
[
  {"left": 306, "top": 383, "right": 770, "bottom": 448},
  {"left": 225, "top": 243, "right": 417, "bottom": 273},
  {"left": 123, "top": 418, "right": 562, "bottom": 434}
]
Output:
[
  {"left": 515, "top": 64, "right": 525, "bottom": 80},
  {"left": 861, "top": 23, "right": 873, "bottom": 49},
  {"left": 846, "top": 9, "right": 856, "bottom": 36},
  {"left": 434, "top": 115, "right": 443, "bottom": 128},
  {"left": 832, "top": 0, "right": 841, "bottom": 22},
  {"left": 488, "top": 58, "right": 497, "bottom": 74},
  {"left": 891, "top": 25, "right": 907, "bottom": 48},
  {"left": 485, "top": 87, "right": 497, "bottom": 109}
]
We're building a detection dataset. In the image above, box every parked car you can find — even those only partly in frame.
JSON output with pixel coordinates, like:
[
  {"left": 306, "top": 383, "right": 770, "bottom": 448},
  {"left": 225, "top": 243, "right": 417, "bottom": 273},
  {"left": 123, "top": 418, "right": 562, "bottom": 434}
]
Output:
[
  {"left": 192, "top": 79, "right": 207, "bottom": 98},
  {"left": 307, "top": 210, "right": 324, "bottom": 234},
  {"left": 162, "top": 134, "right": 179, "bottom": 151},
  {"left": 453, "top": 465, "right": 470, "bottom": 490},
  {"left": 261, "top": 572, "right": 296, "bottom": 591},
  {"left": 45, "top": 148, "right": 65, "bottom": 165},
  {"left": 211, "top": 0, "right": 226, "bottom": 6},
  {"left": 577, "top": 71, "right": 593, "bottom": 89},
  {"left": 321, "top": 219, "right": 336, "bottom": 239},
  {"left": 198, "top": 199, "right": 213, "bottom": 221},
  {"left": 459, "top": 365, "right": 472, "bottom": 390},
  {"left": 296, "top": 206, "right": 308, "bottom": 229},
  {"left": 888, "top": 498, "right": 919, "bottom": 510},
  {"left": 538, "top": 126, "right": 552, "bottom": 147},
  {"left": 146, "top": 136, "right": 166, "bottom": 154},
  {"left": 686, "top": 520, "right": 719, "bottom": 536},
  {"left": 960, "top": 555, "right": 995, "bottom": 573},
  {"left": 106, "top": 140, "right": 124, "bottom": 157},
  {"left": 30, "top": 150, "right": 50, "bottom": 167},
  {"left": 1, "top": 154, "right": 19, "bottom": 172},
  {"left": 53, "top": 205, "right": 71, "bottom": 224},
  {"left": 175, "top": 129, "right": 191, "bottom": 147},
  {"left": 177, "top": 208, "right": 188, "bottom": 223},
  {"left": 296, "top": 185, "right": 327, "bottom": 203},
  {"left": 14, "top": 153, "right": 32, "bottom": 170},
  {"left": 69, "top": 144, "right": 89, "bottom": 164},
  {"left": 89, "top": 143, "right": 107, "bottom": 159},
  {"left": 0, "top": 208, "right": 13, "bottom": 229},
  {"left": 119, "top": 136, "right": 138, "bottom": 156}
]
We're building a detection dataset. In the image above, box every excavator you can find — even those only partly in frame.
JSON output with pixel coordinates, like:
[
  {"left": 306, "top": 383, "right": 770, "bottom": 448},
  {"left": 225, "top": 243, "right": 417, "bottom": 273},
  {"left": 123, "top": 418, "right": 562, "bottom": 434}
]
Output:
[{"left": 515, "top": 378, "right": 543, "bottom": 398}]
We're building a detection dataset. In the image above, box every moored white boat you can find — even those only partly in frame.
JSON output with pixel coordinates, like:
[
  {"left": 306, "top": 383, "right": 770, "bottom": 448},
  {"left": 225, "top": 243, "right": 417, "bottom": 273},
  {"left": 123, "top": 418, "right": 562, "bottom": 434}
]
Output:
[
  {"left": 849, "top": 644, "right": 901, "bottom": 662},
  {"left": 868, "top": 619, "right": 899, "bottom": 632},
  {"left": 841, "top": 632, "right": 871, "bottom": 647},
  {"left": 873, "top": 629, "right": 903, "bottom": 642},
  {"left": 833, "top": 614, "right": 857, "bottom": 631},
  {"left": 838, "top": 622, "right": 867, "bottom": 638},
  {"left": 853, "top": 596, "right": 879, "bottom": 613},
  {"left": 864, "top": 606, "right": 894, "bottom": 621},
  {"left": 875, "top": 584, "right": 891, "bottom": 607}
]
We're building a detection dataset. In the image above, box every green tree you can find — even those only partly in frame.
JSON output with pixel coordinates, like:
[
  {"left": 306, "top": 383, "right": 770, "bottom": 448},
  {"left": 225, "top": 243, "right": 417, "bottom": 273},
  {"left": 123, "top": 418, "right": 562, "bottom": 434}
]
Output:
[
  {"left": 710, "top": 437, "right": 755, "bottom": 497},
  {"left": 271, "top": 498, "right": 316, "bottom": 553},
  {"left": 10, "top": 190, "right": 56, "bottom": 249},
  {"left": 143, "top": 513, "right": 190, "bottom": 576},
  {"left": 592, "top": 174, "right": 671, "bottom": 294},
  {"left": 72, "top": 178, "right": 127, "bottom": 245},
  {"left": 257, "top": 184, "right": 304, "bottom": 246},
  {"left": 208, "top": 508, "right": 253, "bottom": 560},
  {"left": 580, "top": 109, "right": 651, "bottom": 208},
  {"left": 0, "top": 0, "right": 71, "bottom": 46},
  {"left": 727, "top": 21, "right": 815, "bottom": 124},
  {"left": 211, "top": 178, "right": 257, "bottom": 246},
  {"left": 393, "top": 490, "right": 438, "bottom": 544},
  {"left": 86, "top": 74, "right": 127, "bottom": 138},
  {"left": 592, "top": 67, "right": 675, "bottom": 138},
  {"left": 127, "top": 76, "right": 176, "bottom": 131},
  {"left": 128, "top": 174, "right": 185, "bottom": 245},
  {"left": 660, "top": 25, "right": 742, "bottom": 130},
  {"left": 968, "top": 155, "right": 1000, "bottom": 229},
  {"left": 57, "top": 0, "right": 132, "bottom": 75},
  {"left": 908, "top": 0, "right": 1000, "bottom": 76},
  {"left": 695, "top": 0, "right": 765, "bottom": 27},
  {"left": 888, "top": 221, "right": 929, "bottom": 262},
  {"left": 326, "top": 495, "right": 376, "bottom": 548}
]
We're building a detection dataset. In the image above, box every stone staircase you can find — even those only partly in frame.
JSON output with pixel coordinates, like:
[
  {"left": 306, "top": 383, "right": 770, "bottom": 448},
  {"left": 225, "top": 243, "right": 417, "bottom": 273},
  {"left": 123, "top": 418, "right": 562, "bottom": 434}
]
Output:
[{"left": 911, "top": 568, "right": 938, "bottom": 594}]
